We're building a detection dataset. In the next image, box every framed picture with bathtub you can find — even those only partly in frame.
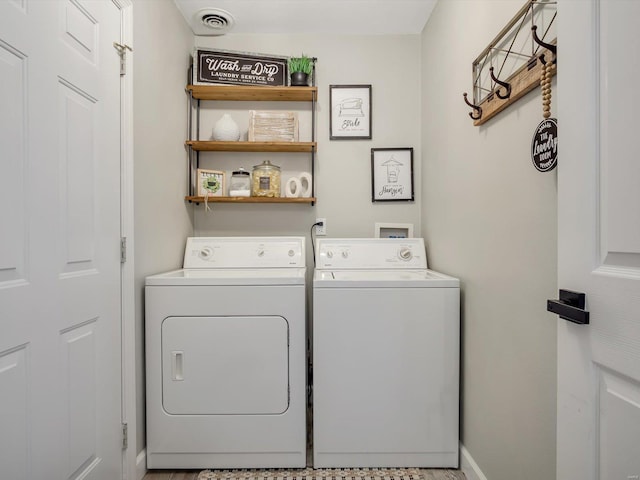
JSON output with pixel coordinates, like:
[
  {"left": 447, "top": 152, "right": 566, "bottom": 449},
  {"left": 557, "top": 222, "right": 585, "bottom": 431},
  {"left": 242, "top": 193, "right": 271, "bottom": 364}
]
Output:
[
  {"left": 371, "top": 148, "right": 414, "bottom": 202},
  {"left": 329, "top": 84, "right": 372, "bottom": 140}
]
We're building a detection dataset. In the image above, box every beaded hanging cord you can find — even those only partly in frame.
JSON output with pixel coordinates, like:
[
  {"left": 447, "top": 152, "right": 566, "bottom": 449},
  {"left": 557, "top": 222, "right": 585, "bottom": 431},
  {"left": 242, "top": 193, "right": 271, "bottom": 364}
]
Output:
[
  {"left": 541, "top": 59, "right": 553, "bottom": 119},
  {"left": 533, "top": 12, "right": 557, "bottom": 120}
]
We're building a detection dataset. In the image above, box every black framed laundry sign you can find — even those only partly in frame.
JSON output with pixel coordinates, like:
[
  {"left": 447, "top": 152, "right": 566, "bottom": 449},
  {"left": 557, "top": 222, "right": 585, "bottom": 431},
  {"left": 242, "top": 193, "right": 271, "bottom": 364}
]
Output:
[
  {"left": 531, "top": 118, "right": 558, "bottom": 172},
  {"left": 193, "top": 49, "right": 288, "bottom": 87}
]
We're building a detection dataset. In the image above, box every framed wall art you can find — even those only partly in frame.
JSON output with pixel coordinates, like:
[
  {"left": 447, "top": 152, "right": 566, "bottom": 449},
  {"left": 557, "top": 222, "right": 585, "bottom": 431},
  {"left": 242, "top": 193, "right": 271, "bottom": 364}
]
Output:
[
  {"left": 371, "top": 148, "right": 414, "bottom": 202},
  {"left": 196, "top": 169, "right": 226, "bottom": 197},
  {"left": 329, "top": 84, "right": 372, "bottom": 140}
]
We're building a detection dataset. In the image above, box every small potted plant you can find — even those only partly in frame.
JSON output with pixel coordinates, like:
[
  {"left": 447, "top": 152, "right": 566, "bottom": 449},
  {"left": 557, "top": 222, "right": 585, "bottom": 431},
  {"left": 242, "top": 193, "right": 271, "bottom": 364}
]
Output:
[{"left": 288, "top": 54, "right": 313, "bottom": 86}]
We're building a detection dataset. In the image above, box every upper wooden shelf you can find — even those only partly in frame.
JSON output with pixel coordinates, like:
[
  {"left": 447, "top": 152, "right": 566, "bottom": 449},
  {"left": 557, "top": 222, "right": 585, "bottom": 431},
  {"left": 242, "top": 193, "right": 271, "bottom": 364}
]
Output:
[
  {"left": 186, "top": 140, "right": 316, "bottom": 153},
  {"left": 186, "top": 85, "right": 318, "bottom": 102}
]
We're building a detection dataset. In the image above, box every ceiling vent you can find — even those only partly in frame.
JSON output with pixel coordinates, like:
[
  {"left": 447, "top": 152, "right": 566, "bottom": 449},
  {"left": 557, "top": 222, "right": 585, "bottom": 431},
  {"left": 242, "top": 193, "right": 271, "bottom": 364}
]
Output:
[{"left": 194, "top": 8, "right": 235, "bottom": 35}]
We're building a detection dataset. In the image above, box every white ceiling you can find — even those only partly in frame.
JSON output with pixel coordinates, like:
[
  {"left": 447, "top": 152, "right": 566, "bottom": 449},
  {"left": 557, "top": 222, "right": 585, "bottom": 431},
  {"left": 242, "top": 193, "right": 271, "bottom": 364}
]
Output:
[{"left": 173, "top": 0, "right": 438, "bottom": 36}]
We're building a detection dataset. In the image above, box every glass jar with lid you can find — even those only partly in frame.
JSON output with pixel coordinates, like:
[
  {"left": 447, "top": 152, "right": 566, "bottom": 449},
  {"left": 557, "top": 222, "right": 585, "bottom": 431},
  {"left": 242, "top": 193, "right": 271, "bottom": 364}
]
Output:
[
  {"left": 251, "top": 160, "right": 281, "bottom": 197},
  {"left": 229, "top": 168, "right": 251, "bottom": 196}
]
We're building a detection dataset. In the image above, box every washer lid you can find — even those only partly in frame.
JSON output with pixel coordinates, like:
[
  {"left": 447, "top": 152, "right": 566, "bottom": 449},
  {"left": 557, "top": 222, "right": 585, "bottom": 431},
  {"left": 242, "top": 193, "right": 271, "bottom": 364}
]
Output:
[
  {"left": 313, "top": 268, "right": 459, "bottom": 288},
  {"left": 146, "top": 267, "right": 306, "bottom": 286}
]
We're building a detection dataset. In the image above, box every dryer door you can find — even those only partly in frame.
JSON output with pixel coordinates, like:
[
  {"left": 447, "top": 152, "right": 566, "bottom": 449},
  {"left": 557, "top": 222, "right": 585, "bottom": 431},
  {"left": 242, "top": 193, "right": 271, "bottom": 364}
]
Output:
[{"left": 161, "top": 316, "right": 289, "bottom": 415}]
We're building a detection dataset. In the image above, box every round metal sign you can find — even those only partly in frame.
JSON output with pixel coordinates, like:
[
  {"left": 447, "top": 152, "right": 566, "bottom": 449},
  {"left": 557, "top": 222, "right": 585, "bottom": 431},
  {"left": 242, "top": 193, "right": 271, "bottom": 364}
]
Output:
[{"left": 531, "top": 118, "right": 558, "bottom": 172}]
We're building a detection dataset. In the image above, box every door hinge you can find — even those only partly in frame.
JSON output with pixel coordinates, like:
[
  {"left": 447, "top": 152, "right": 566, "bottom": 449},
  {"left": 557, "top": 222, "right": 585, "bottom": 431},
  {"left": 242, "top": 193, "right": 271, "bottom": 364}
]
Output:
[
  {"left": 120, "top": 237, "right": 127, "bottom": 263},
  {"left": 113, "top": 42, "right": 132, "bottom": 76},
  {"left": 122, "top": 422, "right": 128, "bottom": 450}
]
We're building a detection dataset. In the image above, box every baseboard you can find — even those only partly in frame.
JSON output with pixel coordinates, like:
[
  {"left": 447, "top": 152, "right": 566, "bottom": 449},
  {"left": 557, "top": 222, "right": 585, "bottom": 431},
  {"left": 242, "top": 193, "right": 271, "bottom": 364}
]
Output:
[
  {"left": 136, "top": 448, "right": 147, "bottom": 480},
  {"left": 459, "top": 444, "right": 488, "bottom": 480}
]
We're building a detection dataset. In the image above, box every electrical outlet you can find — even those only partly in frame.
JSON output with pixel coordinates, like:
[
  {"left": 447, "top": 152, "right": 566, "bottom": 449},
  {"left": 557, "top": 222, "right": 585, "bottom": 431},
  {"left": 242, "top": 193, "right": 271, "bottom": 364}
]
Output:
[{"left": 316, "top": 218, "right": 327, "bottom": 236}]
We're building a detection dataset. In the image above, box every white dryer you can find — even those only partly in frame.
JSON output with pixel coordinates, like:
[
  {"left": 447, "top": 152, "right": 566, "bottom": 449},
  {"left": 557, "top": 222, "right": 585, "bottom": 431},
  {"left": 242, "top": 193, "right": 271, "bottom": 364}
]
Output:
[
  {"left": 145, "top": 237, "right": 307, "bottom": 469},
  {"left": 312, "top": 238, "right": 459, "bottom": 468}
]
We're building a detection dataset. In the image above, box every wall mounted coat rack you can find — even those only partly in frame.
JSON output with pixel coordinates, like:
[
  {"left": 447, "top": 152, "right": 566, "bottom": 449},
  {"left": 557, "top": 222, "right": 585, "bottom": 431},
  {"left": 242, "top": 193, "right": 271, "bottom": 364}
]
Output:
[{"left": 463, "top": 0, "right": 557, "bottom": 126}]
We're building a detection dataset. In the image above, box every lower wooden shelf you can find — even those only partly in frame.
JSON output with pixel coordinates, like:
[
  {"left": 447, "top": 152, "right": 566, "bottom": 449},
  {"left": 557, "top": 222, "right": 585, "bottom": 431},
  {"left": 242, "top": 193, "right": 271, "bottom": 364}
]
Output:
[{"left": 186, "top": 196, "right": 316, "bottom": 204}]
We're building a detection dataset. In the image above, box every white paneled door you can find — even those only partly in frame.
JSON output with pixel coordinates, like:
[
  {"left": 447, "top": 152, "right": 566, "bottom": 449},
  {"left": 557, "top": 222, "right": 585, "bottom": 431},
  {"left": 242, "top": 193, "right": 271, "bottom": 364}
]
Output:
[
  {"left": 557, "top": 1, "right": 640, "bottom": 479},
  {"left": 0, "top": 1, "right": 123, "bottom": 479}
]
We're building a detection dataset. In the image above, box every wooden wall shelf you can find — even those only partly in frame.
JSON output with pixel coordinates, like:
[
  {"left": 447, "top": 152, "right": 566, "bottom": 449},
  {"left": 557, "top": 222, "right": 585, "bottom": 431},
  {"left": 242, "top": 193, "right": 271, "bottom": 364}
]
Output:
[
  {"left": 187, "top": 85, "right": 317, "bottom": 102},
  {"left": 186, "top": 140, "right": 316, "bottom": 153},
  {"left": 185, "top": 196, "right": 316, "bottom": 204}
]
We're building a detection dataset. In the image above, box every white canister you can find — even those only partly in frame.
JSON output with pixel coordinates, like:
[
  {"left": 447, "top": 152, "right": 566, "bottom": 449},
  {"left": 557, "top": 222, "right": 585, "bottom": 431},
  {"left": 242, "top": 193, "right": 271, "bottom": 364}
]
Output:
[{"left": 229, "top": 168, "right": 251, "bottom": 196}]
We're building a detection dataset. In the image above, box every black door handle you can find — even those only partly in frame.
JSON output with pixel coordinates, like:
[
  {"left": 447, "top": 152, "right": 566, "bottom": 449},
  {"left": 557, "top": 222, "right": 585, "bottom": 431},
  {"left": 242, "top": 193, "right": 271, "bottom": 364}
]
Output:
[{"left": 547, "top": 289, "right": 590, "bottom": 325}]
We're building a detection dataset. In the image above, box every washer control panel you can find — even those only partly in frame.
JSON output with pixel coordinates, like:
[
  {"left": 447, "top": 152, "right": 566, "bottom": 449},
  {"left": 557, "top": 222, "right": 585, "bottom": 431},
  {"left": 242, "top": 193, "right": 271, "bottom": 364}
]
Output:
[
  {"left": 184, "top": 237, "right": 305, "bottom": 268},
  {"left": 316, "top": 238, "right": 427, "bottom": 270}
]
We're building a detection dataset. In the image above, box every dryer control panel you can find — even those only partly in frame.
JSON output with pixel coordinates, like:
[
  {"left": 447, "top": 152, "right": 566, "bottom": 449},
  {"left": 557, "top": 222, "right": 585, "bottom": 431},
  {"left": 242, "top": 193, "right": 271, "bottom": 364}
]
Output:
[
  {"left": 316, "top": 238, "right": 427, "bottom": 270},
  {"left": 184, "top": 237, "right": 305, "bottom": 268}
]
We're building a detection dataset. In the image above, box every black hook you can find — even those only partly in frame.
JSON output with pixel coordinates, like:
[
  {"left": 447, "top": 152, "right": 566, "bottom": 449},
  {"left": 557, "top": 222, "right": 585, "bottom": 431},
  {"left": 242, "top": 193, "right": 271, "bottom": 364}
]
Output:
[
  {"left": 463, "top": 93, "right": 482, "bottom": 120},
  {"left": 489, "top": 67, "right": 512, "bottom": 100},
  {"left": 532, "top": 25, "right": 557, "bottom": 64}
]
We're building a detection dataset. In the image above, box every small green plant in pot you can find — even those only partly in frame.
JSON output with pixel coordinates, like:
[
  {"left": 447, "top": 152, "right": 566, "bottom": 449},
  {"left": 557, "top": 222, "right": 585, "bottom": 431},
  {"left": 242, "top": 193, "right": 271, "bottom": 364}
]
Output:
[{"left": 288, "top": 54, "right": 313, "bottom": 86}]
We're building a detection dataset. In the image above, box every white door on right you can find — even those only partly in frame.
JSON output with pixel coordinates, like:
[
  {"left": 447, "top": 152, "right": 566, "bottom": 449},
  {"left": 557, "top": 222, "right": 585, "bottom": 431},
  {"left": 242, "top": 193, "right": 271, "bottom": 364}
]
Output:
[{"left": 557, "top": 1, "right": 640, "bottom": 479}]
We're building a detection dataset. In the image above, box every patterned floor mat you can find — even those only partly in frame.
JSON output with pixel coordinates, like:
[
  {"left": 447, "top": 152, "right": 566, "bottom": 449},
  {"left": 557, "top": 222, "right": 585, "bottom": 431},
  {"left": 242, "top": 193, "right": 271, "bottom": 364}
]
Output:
[{"left": 198, "top": 468, "right": 423, "bottom": 480}]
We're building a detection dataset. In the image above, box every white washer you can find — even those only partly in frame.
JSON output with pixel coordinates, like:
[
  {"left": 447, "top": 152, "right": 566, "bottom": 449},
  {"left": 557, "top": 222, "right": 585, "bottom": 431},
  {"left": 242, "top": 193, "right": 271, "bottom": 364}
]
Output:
[
  {"left": 145, "top": 237, "right": 307, "bottom": 469},
  {"left": 312, "top": 238, "right": 459, "bottom": 468}
]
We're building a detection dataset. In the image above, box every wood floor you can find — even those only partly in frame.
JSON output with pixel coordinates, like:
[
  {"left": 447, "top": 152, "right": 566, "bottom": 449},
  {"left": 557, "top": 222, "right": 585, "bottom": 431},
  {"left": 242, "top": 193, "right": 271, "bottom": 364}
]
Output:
[
  {"left": 142, "top": 470, "right": 466, "bottom": 480},
  {"left": 143, "top": 472, "right": 199, "bottom": 480}
]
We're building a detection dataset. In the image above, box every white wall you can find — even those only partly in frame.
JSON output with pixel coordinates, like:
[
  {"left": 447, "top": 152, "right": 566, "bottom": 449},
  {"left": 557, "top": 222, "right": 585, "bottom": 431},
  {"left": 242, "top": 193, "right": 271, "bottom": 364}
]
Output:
[
  {"left": 191, "top": 35, "right": 422, "bottom": 240},
  {"left": 132, "top": 0, "right": 194, "bottom": 455},
  {"left": 420, "top": 2, "right": 557, "bottom": 480}
]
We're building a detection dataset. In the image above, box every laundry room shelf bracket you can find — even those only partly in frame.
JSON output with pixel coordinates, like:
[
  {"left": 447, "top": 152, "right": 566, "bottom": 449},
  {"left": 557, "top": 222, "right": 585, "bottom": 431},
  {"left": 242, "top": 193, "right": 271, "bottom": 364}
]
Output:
[{"left": 463, "top": 0, "right": 557, "bottom": 126}]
